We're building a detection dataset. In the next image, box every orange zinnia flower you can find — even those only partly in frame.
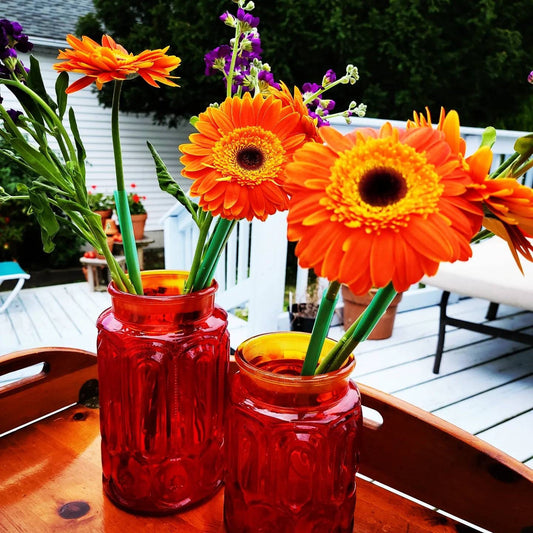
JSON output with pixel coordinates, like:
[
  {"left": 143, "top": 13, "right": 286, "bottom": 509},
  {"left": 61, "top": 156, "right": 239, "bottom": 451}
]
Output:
[
  {"left": 179, "top": 92, "right": 309, "bottom": 221},
  {"left": 54, "top": 34, "right": 181, "bottom": 94},
  {"left": 284, "top": 122, "right": 484, "bottom": 295}
]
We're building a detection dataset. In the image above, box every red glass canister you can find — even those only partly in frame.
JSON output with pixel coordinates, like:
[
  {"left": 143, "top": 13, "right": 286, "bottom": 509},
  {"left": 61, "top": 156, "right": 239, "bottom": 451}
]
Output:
[
  {"left": 96, "top": 270, "right": 229, "bottom": 514},
  {"left": 224, "top": 332, "right": 362, "bottom": 533}
]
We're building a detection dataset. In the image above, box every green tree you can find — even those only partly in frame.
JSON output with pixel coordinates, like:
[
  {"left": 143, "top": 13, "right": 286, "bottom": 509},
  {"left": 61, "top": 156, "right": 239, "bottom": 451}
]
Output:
[{"left": 78, "top": 0, "right": 533, "bottom": 129}]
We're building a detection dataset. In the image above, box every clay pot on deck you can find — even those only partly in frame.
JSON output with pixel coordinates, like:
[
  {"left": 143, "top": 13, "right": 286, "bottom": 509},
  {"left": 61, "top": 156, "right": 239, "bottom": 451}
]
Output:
[
  {"left": 131, "top": 213, "right": 147, "bottom": 240},
  {"left": 341, "top": 285, "right": 403, "bottom": 340}
]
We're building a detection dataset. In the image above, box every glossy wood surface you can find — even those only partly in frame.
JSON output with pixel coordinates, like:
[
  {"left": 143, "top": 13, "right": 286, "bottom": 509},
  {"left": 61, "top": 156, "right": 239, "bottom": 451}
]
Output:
[
  {"left": 1, "top": 347, "right": 532, "bottom": 533},
  {"left": 0, "top": 404, "right": 465, "bottom": 532}
]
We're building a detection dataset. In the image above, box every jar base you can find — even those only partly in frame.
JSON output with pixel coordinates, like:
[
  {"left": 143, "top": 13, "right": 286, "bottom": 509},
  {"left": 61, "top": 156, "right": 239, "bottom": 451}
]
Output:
[{"left": 103, "top": 478, "right": 224, "bottom": 516}]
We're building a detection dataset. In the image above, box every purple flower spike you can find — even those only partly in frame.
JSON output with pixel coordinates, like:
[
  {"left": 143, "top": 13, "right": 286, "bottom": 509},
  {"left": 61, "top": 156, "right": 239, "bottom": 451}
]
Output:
[
  {"left": 0, "top": 18, "right": 33, "bottom": 55},
  {"left": 204, "top": 44, "right": 232, "bottom": 76},
  {"left": 324, "top": 69, "right": 336, "bottom": 84},
  {"left": 528, "top": 71, "right": 533, "bottom": 85},
  {"left": 258, "top": 70, "right": 280, "bottom": 90},
  {"left": 236, "top": 8, "right": 260, "bottom": 29},
  {"left": 15, "top": 34, "right": 33, "bottom": 53},
  {"left": 6, "top": 109, "right": 23, "bottom": 123},
  {"left": 302, "top": 82, "right": 321, "bottom": 95}
]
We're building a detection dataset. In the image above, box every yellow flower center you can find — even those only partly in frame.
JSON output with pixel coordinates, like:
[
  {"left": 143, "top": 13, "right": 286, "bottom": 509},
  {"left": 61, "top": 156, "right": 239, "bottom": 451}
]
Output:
[
  {"left": 324, "top": 136, "right": 444, "bottom": 233},
  {"left": 212, "top": 126, "right": 285, "bottom": 186}
]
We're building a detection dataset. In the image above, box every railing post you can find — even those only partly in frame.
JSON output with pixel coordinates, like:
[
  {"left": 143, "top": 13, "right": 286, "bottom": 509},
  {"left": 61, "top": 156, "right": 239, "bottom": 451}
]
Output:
[{"left": 247, "top": 211, "right": 289, "bottom": 335}]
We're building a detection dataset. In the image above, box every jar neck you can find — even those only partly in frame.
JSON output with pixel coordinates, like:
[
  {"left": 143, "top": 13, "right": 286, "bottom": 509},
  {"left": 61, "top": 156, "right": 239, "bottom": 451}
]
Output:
[
  {"left": 109, "top": 270, "right": 218, "bottom": 327},
  {"left": 235, "top": 332, "right": 355, "bottom": 407}
]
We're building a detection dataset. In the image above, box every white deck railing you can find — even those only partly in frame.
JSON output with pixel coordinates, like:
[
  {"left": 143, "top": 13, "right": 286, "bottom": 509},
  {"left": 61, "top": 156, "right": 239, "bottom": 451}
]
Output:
[{"left": 163, "top": 118, "right": 532, "bottom": 343}]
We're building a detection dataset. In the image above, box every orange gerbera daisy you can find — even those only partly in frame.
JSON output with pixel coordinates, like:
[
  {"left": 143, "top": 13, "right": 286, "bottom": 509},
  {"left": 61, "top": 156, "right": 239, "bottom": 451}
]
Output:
[
  {"left": 54, "top": 34, "right": 181, "bottom": 94},
  {"left": 284, "top": 122, "right": 484, "bottom": 295},
  {"left": 475, "top": 178, "right": 533, "bottom": 269},
  {"left": 410, "top": 110, "right": 533, "bottom": 268},
  {"left": 270, "top": 82, "right": 321, "bottom": 143},
  {"left": 409, "top": 107, "right": 493, "bottom": 185},
  {"left": 179, "top": 92, "right": 309, "bottom": 221}
]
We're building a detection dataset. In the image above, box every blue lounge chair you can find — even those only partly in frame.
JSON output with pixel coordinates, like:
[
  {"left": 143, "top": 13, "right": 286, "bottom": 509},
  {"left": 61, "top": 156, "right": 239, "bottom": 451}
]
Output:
[{"left": 0, "top": 261, "right": 30, "bottom": 313}]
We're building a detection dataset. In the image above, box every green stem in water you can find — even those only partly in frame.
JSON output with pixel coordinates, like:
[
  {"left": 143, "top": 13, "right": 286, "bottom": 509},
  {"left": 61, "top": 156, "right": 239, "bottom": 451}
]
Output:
[
  {"left": 300, "top": 280, "right": 341, "bottom": 376},
  {"left": 190, "top": 218, "right": 236, "bottom": 291},
  {"left": 316, "top": 282, "right": 398, "bottom": 374},
  {"left": 184, "top": 212, "right": 213, "bottom": 293}
]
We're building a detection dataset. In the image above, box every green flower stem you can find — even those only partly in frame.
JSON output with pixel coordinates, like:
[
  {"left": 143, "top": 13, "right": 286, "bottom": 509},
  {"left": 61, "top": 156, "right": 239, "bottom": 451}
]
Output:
[
  {"left": 300, "top": 280, "right": 341, "bottom": 376},
  {"left": 190, "top": 218, "right": 236, "bottom": 291},
  {"left": 316, "top": 282, "right": 398, "bottom": 374},
  {"left": 114, "top": 190, "right": 143, "bottom": 295},
  {"left": 225, "top": 22, "right": 242, "bottom": 98},
  {"left": 86, "top": 215, "right": 134, "bottom": 293},
  {"left": 111, "top": 81, "right": 125, "bottom": 191},
  {"left": 184, "top": 212, "right": 213, "bottom": 293},
  {"left": 489, "top": 152, "right": 519, "bottom": 179},
  {"left": 109, "top": 80, "right": 141, "bottom": 294}
]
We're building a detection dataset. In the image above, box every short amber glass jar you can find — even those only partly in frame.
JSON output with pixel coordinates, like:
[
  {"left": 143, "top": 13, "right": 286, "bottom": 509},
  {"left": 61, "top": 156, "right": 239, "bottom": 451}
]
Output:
[{"left": 224, "top": 332, "right": 362, "bottom": 533}]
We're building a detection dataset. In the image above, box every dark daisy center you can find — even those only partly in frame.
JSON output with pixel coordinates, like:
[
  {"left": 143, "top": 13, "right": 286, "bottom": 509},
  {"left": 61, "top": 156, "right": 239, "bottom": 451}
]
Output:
[
  {"left": 358, "top": 167, "right": 407, "bottom": 207},
  {"left": 237, "top": 147, "right": 264, "bottom": 170}
]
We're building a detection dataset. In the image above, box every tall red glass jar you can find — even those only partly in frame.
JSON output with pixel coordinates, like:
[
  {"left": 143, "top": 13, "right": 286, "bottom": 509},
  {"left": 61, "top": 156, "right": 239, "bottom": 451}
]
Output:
[
  {"left": 225, "top": 332, "right": 362, "bottom": 533},
  {"left": 96, "top": 270, "right": 229, "bottom": 515}
]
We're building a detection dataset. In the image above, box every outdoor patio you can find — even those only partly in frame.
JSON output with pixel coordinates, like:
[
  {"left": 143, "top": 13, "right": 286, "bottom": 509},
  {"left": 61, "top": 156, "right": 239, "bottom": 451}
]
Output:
[{"left": 1, "top": 281, "right": 532, "bottom": 470}]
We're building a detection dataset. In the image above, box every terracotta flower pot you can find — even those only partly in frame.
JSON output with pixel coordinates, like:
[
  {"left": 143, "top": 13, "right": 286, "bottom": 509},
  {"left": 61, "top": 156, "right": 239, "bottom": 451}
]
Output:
[
  {"left": 131, "top": 213, "right": 147, "bottom": 240},
  {"left": 341, "top": 285, "right": 403, "bottom": 340},
  {"left": 93, "top": 209, "right": 113, "bottom": 229}
]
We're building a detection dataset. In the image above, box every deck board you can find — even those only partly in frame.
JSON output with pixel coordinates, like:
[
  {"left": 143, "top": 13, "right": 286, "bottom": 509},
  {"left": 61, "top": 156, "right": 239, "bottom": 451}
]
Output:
[{"left": 1, "top": 282, "right": 532, "bottom": 469}]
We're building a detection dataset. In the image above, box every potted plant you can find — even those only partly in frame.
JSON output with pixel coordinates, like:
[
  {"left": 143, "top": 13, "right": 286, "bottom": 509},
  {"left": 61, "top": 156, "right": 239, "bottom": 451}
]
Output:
[
  {"left": 341, "top": 285, "right": 403, "bottom": 340},
  {"left": 289, "top": 279, "right": 321, "bottom": 332},
  {"left": 87, "top": 186, "right": 115, "bottom": 228},
  {"left": 126, "top": 184, "right": 147, "bottom": 240}
]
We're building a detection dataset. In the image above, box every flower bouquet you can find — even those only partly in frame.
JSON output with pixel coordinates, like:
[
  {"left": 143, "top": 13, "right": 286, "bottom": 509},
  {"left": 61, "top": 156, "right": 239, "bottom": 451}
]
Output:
[{"left": 2, "top": 0, "right": 533, "bottom": 527}]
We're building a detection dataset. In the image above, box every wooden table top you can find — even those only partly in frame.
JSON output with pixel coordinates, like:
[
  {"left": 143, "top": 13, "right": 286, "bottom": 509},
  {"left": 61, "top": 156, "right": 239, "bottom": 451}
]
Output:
[{"left": 0, "top": 403, "right": 466, "bottom": 532}]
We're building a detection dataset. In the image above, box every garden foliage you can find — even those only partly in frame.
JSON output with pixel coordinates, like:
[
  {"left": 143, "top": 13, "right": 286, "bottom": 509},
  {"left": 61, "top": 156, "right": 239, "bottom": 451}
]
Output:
[{"left": 77, "top": 0, "right": 533, "bottom": 129}]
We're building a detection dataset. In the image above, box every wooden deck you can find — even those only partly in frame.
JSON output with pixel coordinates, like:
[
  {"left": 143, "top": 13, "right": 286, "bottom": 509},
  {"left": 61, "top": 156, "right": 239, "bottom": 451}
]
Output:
[{"left": 1, "top": 282, "right": 532, "bottom": 469}]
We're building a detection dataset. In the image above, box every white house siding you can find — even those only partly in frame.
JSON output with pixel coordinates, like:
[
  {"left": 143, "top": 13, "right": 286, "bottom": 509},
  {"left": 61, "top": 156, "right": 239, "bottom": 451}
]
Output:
[{"left": 2, "top": 46, "right": 193, "bottom": 232}]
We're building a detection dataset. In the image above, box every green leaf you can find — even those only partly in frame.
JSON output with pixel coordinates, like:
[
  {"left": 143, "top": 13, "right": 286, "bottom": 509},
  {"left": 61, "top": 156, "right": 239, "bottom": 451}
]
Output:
[
  {"left": 147, "top": 141, "right": 200, "bottom": 223},
  {"left": 9, "top": 138, "right": 63, "bottom": 183},
  {"left": 4, "top": 83, "right": 45, "bottom": 127},
  {"left": 514, "top": 134, "right": 533, "bottom": 156},
  {"left": 68, "top": 107, "right": 86, "bottom": 165},
  {"left": 480, "top": 127, "right": 496, "bottom": 148},
  {"left": 27, "top": 188, "right": 60, "bottom": 253},
  {"left": 55, "top": 72, "right": 69, "bottom": 119},
  {"left": 28, "top": 56, "right": 57, "bottom": 111}
]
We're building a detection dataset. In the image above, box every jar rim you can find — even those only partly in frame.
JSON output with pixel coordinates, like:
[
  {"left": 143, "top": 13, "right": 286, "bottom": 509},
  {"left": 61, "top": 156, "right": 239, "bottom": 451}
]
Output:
[
  {"left": 108, "top": 270, "right": 218, "bottom": 302},
  {"left": 235, "top": 331, "right": 355, "bottom": 388}
]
